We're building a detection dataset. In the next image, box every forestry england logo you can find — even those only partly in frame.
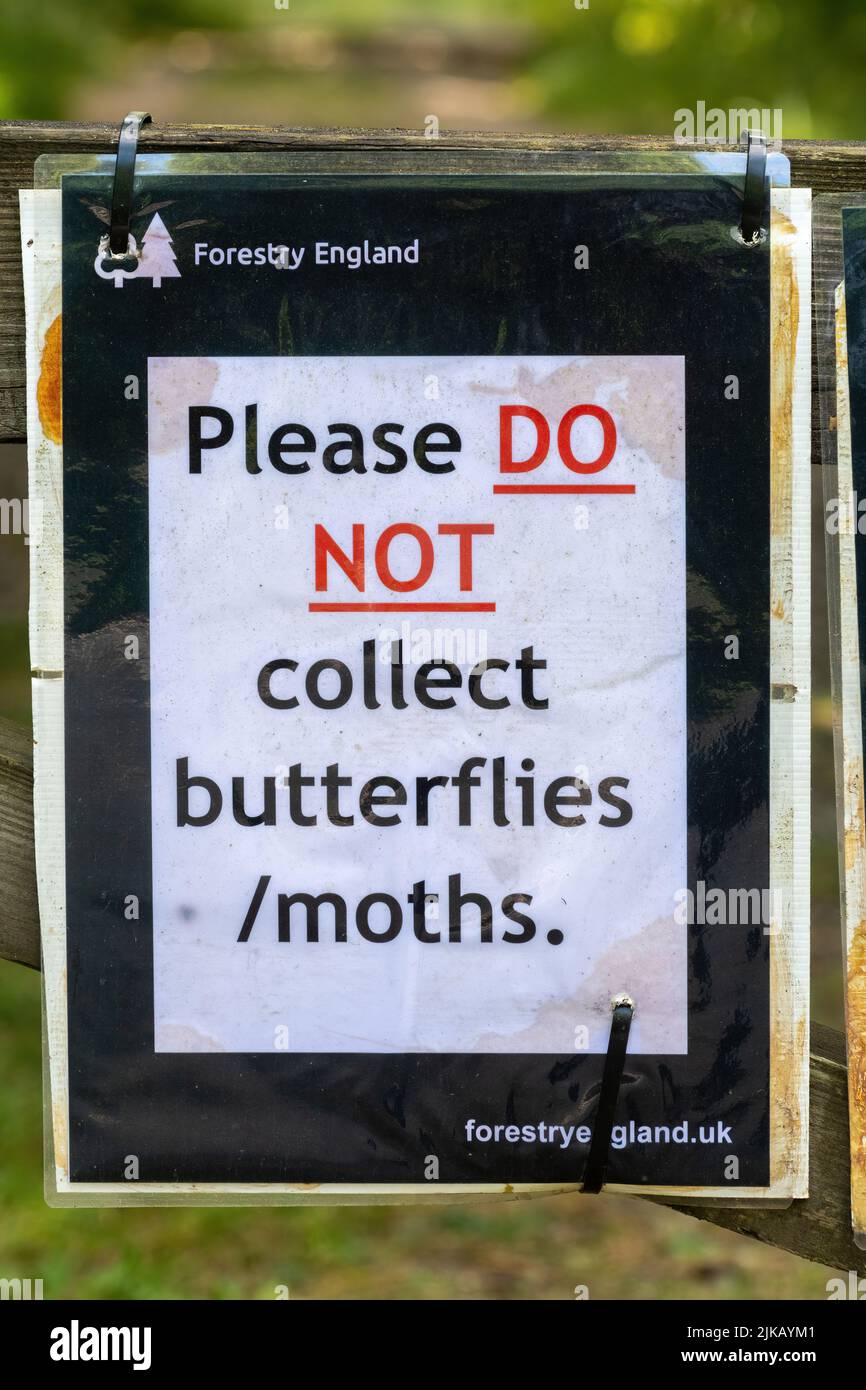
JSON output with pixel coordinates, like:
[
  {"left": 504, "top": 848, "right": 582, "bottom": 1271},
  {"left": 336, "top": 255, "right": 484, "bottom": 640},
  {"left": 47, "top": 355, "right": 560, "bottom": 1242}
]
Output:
[{"left": 94, "top": 212, "right": 181, "bottom": 288}]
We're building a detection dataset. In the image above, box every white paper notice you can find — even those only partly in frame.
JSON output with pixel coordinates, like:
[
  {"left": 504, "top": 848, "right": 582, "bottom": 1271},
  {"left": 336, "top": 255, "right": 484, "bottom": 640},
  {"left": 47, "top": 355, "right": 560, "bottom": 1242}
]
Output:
[{"left": 148, "top": 355, "right": 686, "bottom": 1055}]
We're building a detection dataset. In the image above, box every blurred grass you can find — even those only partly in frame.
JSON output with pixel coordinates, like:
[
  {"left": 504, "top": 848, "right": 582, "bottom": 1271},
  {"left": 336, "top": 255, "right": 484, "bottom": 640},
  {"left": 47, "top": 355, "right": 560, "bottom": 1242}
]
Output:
[{"left": 0, "top": 618, "right": 30, "bottom": 726}]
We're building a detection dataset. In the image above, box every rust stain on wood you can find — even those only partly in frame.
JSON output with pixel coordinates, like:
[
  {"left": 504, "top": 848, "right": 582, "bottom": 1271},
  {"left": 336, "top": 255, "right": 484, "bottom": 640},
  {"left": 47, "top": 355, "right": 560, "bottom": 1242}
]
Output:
[
  {"left": 37, "top": 313, "right": 62, "bottom": 444},
  {"left": 844, "top": 760, "right": 866, "bottom": 1215},
  {"left": 848, "top": 918, "right": 866, "bottom": 1187},
  {"left": 834, "top": 284, "right": 866, "bottom": 1238},
  {"left": 767, "top": 197, "right": 809, "bottom": 1195},
  {"left": 52, "top": 1092, "right": 67, "bottom": 1173},
  {"left": 770, "top": 210, "right": 797, "bottom": 502}
]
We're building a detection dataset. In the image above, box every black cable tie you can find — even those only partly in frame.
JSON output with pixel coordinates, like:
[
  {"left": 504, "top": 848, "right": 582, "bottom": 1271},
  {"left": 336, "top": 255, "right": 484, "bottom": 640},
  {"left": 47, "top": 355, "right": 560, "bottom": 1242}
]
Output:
[
  {"left": 739, "top": 128, "right": 768, "bottom": 245},
  {"left": 107, "top": 111, "right": 152, "bottom": 258},
  {"left": 581, "top": 994, "right": 634, "bottom": 1194}
]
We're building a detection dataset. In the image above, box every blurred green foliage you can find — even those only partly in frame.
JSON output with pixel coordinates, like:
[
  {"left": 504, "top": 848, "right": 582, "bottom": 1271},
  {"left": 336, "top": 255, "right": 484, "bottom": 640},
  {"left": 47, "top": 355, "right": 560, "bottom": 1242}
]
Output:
[
  {"left": 523, "top": 0, "right": 866, "bottom": 138},
  {"left": 1, "top": 0, "right": 865, "bottom": 136},
  {"left": 0, "top": 0, "right": 239, "bottom": 118}
]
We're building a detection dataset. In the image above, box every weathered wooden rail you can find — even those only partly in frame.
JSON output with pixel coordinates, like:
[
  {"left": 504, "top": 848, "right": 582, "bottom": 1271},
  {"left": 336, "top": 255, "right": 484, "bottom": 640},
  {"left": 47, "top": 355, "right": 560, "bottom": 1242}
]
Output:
[
  {"left": 3, "top": 122, "right": 866, "bottom": 446},
  {"left": 0, "top": 121, "right": 862, "bottom": 1276}
]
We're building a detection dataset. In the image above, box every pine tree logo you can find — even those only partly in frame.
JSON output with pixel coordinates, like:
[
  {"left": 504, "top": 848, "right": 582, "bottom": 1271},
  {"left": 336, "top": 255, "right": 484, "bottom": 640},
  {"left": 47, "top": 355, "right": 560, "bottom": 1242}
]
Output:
[
  {"left": 94, "top": 212, "right": 181, "bottom": 287},
  {"left": 137, "top": 213, "right": 181, "bottom": 286}
]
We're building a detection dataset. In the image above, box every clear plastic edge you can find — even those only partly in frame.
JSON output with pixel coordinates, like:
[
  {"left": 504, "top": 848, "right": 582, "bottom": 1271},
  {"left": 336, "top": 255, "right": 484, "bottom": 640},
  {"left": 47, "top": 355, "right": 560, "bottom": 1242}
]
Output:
[
  {"left": 32, "top": 148, "right": 792, "bottom": 186},
  {"left": 814, "top": 192, "right": 866, "bottom": 1248}
]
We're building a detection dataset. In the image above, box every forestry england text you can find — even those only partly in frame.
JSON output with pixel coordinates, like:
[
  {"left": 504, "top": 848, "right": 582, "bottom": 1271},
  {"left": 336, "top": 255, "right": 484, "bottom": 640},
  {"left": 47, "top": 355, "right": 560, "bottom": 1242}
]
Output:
[{"left": 193, "top": 240, "right": 421, "bottom": 270}]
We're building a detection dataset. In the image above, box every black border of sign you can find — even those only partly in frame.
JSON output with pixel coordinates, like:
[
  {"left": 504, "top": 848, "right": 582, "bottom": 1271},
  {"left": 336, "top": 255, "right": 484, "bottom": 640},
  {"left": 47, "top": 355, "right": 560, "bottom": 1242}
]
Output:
[
  {"left": 841, "top": 211, "right": 866, "bottom": 777},
  {"left": 61, "top": 172, "right": 771, "bottom": 1187}
]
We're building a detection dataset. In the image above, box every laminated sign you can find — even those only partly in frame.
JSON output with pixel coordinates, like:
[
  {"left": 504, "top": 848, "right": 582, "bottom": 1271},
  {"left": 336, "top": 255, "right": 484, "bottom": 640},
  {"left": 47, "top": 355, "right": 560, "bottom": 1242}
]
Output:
[
  {"left": 23, "top": 160, "right": 810, "bottom": 1203},
  {"left": 816, "top": 194, "right": 866, "bottom": 1246}
]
